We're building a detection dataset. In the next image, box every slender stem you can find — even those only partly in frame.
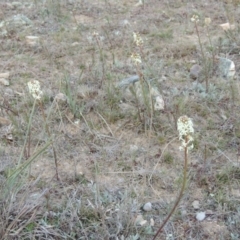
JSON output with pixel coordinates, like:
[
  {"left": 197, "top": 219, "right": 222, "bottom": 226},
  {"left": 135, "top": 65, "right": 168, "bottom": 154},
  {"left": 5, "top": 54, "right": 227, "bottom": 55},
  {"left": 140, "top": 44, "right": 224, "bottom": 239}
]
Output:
[
  {"left": 195, "top": 23, "right": 205, "bottom": 60},
  {"left": 152, "top": 144, "right": 188, "bottom": 240},
  {"left": 18, "top": 99, "right": 37, "bottom": 165},
  {"left": 94, "top": 35, "right": 105, "bottom": 88},
  {"left": 206, "top": 27, "right": 215, "bottom": 70},
  {"left": 39, "top": 101, "right": 59, "bottom": 181},
  {"left": 195, "top": 23, "right": 209, "bottom": 93}
]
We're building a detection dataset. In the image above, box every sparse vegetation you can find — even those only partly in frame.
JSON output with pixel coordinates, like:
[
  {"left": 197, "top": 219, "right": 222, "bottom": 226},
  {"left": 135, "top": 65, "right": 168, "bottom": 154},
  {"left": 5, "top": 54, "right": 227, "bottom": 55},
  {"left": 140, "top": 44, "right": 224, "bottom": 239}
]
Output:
[{"left": 0, "top": 0, "right": 240, "bottom": 239}]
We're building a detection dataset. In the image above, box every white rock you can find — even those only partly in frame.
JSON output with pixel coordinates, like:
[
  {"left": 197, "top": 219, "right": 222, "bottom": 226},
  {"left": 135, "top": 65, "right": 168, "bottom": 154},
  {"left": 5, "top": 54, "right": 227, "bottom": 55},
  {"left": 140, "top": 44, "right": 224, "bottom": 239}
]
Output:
[
  {"left": 71, "top": 42, "right": 80, "bottom": 46},
  {"left": 0, "top": 72, "right": 10, "bottom": 79},
  {"left": 54, "top": 93, "right": 67, "bottom": 102},
  {"left": 121, "top": 19, "right": 130, "bottom": 27},
  {"left": 218, "top": 57, "right": 235, "bottom": 79},
  {"left": 117, "top": 75, "right": 164, "bottom": 111},
  {"left": 228, "top": 60, "right": 235, "bottom": 78},
  {"left": 25, "top": 36, "right": 40, "bottom": 46},
  {"left": 192, "top": 200, "right": 200, "bottom": 209},
  {"left": 166, "top": 234, "right": 174, "bottom": 240},
  {"left": 0, "top": 78, "right": 10, "bottom": 86},
  {"left": 150, "top": 218, "right": 154, "bottom": 226},
  {"left": 129, "top": 144, "right": 139, "bottom": 152},
  {"left": 219, "top": 22, "right": 235, "bottom": 31},
  {"left": 196, "top": 211, "right": 206, "bottom": 221},
  {"left": 135, "top": 0, "right": 143, "bottom": 6},
  {"left": 135, "top": 214, "right": 147, "bottom": 226},
  {"left": 154, "top": 95, "right": 164, "bottom": 110},
  {"left": 143, "top": 202, "right": 152, "bottom": 212}
]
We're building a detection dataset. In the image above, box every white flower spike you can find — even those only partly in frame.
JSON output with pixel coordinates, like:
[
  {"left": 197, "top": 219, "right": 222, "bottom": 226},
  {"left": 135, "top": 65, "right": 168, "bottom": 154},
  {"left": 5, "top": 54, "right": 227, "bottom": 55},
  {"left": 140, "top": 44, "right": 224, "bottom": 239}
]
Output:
[
  {"left": 27, "top": 80, "right": 43, "bottom": 100},
  {"left": 191, "top": 15, "right": 199, "bottom": 23},
  {"left": 131, "top": 53, "right": 142, "bottom": 65},
  {"left": 177, "top": 115, "right": 194, "bottom": 151},
  {"left": 133, "top": 32, "right": 143, "bottom": 47}
]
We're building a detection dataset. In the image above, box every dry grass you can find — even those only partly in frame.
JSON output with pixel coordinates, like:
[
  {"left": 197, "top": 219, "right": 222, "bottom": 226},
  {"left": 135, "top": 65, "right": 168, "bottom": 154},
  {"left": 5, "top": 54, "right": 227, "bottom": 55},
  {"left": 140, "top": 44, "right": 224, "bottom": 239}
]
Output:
[{"left": 1, "top": 0, "right": 240, "bottom": 239}]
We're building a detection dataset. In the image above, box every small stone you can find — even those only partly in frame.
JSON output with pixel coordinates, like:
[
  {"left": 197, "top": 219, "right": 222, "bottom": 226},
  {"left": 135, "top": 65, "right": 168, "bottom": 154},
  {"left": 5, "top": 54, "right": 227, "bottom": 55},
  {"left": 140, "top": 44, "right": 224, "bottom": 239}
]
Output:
[
  {"left": 190, "top": 64, "right": 202, "bottom": 79},
  {"left": 143, "top": 202, "right": 152, "bottom": 212},
  {"left": 54, "top": 93, "right": 67, "bottom": 103},
  {"left": 71, "top": 42, "right": 80, "bottom": 47},
  {"left": 150, "top": 218, "right": 154, "bottom": 226},
  {"left": 154, "top": 95, "right": 164, "bottom": 110},
  {"left": 218, "top": 57, "right": 235, "bottom": 79},
  {"left": 25, "top": 36, "right": 40, "bottom": 46},
  {"left": 135, "top": 214, "right": 147, "bottom": 226},
  {"left": 219, "top": 22, "right": 235, "bottom": 31},
  {"left": 192, "top": 200, "right": 200, "bottom": 209},
  {"left": 196, "top": 211, "right": 206, "bottom": 221},
  {"left": 130, "top": 144, "right": 139, "bottom": 152},
  {"left": 135, "top": 0, "right": 143, "bottom": 6},
  {"left": 181, "top": 209, "right": 187, "bottom": 217},
  {"left": 0, "top": 78, "right": 9, "bottom": 86},
  {"left": 0, "top": 72, "right": 10, "bottom": 79},
  {"left": 121, "top": 19, "right": 130, "bottom": 27}
]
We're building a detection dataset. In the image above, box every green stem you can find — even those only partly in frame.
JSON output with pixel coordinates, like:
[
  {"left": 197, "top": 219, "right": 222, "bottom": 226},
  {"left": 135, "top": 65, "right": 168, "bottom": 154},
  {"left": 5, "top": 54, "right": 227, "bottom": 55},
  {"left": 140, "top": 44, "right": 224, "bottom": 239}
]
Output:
[
  {"left": 39, "top": 101, "right": 59, "bottom": 181},
  {"left": 152, "top": 145, "right": 188, "bottom": 240},
  {"left": 18, "top": 99, "right": 36, "bottom": 165},
  {"left": 195, "top": 23, "right": 209, "bottom": 93}
]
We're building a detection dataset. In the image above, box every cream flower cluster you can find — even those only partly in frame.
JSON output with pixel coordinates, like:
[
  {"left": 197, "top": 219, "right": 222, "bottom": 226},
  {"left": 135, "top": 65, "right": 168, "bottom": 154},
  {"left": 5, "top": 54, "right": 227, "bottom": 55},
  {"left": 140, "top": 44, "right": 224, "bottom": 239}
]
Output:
[
  {"left": 191, "top": 15, "right": 199, "bottom": 23},
  {"left": 27, "top": 80, "right": 43, "bottom": 100},
  {"left": 204, "top": 17, "right": 211, "bottom": 26},
  {"left": 133, "top": 32, "right": 143, "bottom": 47},
  {"left": 177, "top": 115, "right": 194, "bottom": 150},
  {"left": 131, "top": 53, "right": 142, "bottom": 65}
]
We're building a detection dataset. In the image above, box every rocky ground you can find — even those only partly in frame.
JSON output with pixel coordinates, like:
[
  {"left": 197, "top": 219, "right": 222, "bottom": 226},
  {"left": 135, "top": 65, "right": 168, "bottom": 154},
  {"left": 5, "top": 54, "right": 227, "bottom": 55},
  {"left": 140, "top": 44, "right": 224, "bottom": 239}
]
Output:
[{"left": 0, "top": 0, "right": 240, "bottom": 239}]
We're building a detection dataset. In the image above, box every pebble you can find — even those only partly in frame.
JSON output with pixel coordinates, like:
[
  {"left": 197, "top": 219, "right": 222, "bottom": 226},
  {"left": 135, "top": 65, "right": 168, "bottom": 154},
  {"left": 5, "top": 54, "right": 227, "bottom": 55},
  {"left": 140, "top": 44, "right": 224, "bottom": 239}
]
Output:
[
  {"left": 25, "top": 36, "right": 40, "bottom": 46},
  {"left": 190, "top": 64, "right": 202, "bottom": 79},
  {"left": 135, "top": 214, "right": 147, "bottom": 226},
  {"left": 218, "top": 57, "right": 235, "bottom": 79},
  {"left": 192, "top": 200, "right": 200, "bottom": 209},
  {"left": 129, "top": 144, "right": 139, "bottom": 152},
  {"left": 54, "top": 93, "right": 68, "bottom": 103},
  {"left": 196, "top": 211, "right": 206, "bottom": 221},
  {"left": 71, "top": 42, "right": 80, "bottom": 47},
  {"left": 143, "top": 202, "right": 152, "bottom": 212},
  {"left": 219, "top": 22, "right": 235, "bottom": 31},
  {"left": 0, "top": 72, "right": 10, "bottom": 78},
  {"left": 0, "top": 78, "right": 9, "bottom": 86},
  {"left": 150, "top": 218, "right": 154, "bottom": 226}
]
